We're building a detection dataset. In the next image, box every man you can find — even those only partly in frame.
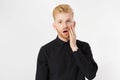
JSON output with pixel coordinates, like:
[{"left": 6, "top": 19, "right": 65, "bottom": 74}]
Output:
[{"left": 36, "top": 4, "right": 98, "bottom": 80}]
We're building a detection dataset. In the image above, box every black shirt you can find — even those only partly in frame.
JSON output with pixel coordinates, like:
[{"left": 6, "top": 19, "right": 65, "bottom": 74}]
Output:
[{"left": 36, "top": 36, "right": 98, "bottom": 80}]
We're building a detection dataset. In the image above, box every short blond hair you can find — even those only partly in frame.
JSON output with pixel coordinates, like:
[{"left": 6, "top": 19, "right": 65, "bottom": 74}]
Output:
[{"left": 53, "top": 4, "right": 74, "bottom": 19}]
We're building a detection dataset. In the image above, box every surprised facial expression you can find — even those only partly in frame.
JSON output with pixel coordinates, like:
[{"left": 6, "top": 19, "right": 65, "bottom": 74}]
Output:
[{"left": 53, "top": 13, "right": 75, "bottom": 40}]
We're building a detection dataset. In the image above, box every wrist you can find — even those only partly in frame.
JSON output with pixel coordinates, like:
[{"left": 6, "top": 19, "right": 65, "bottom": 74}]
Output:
[{"left": 71, "top": 46, "right": 78, "bottom": 52}]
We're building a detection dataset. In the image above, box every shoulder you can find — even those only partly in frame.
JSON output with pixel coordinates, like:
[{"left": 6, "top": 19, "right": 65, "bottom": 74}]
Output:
[
  {"left": 40, "top": 39, "right": 57, "bottom": 52},
  {"left": 76, "top": 40, "right": 90, "bottom": 49},
  {"left": 38, "top": 39, "right": 56, "bottom": 57},
  {"left": 76, "top": 40, "right": 92, "bottom": 56},
  {"left": 77, "top": 40, "right": 89, "bottom": 46}
]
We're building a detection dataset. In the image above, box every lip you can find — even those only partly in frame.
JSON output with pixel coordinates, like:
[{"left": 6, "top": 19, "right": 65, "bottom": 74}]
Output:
[
  {"left": 63, "top": 30, "right": 68, "bottom": 33},
  {"left": 62, "top": 30, "right": 69, "bottom": 35}
]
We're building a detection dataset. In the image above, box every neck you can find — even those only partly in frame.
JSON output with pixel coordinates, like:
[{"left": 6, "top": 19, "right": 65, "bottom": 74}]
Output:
[{"left": 58, "top": 35, "right": 69, "bottom": 42}]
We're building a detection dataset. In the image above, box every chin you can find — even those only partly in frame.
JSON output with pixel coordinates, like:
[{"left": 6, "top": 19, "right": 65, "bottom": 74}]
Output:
[{"left": 62, "top": 35, "right": 69, "bottom": 40}]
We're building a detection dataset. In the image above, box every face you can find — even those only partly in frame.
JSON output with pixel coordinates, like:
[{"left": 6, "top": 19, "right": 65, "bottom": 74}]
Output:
[{"left": 53, "top": 13, "right": 75, "bottom": 40}]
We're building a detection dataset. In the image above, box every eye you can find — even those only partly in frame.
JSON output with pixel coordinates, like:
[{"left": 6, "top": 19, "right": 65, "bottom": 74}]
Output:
[
  {"left": 67, "top": 20, "right": 71, "bottom": 23},
  {"left": 58, "top": 21, "right": 62, "bottom": 24}
]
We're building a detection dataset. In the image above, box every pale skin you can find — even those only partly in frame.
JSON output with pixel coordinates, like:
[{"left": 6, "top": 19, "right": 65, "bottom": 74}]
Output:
[{"left": 53, "top": 13, "right": 78, "bottom": 52}]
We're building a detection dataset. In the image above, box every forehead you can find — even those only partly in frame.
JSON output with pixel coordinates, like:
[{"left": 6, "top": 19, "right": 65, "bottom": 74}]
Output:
[{"left": 55, "top": 13, "right": 73, "bottom": 21}]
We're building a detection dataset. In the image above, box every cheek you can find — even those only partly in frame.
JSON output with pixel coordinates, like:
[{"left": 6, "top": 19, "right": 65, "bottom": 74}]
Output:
[
  {"left": 68, "top": 22, "right": 74, "bottom": 28},
  {"left": 56, "top": 25, "right": 62, "bottom": 31},
  {"left": 67, "top": 25, "right": 72, "bottom": 29},
  {"left": 55, "top": 27, "right": 62, "bottom": 33}
]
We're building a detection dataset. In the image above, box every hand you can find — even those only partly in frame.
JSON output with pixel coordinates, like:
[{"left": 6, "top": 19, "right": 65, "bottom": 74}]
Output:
[{"left": 69, "top": 24, "right": 78, "bottom": 52}]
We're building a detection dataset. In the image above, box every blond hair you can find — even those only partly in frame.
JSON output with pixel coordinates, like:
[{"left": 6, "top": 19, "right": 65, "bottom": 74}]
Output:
[{"left": 53, "top": 4, "right": 74, "bottom": 19}]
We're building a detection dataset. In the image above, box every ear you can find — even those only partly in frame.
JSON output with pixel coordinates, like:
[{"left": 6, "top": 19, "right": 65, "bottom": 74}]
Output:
[
  {"left": 52, "top": 22, "right": 56, "bottom": 29},
  {"left": 72, "top": 21, "right": 76, "bottom": 28}
]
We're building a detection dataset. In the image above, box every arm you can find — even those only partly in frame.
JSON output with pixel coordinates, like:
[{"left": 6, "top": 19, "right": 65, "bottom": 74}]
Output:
[
  {"left": 35, "top": 47, "right": 49, "bottom": 80},
  {"left": 69, "top": 24, "right": 98, "bottom": 79},
  {"left": 73, "top": 43, "right": 98, "bottom": 80}
]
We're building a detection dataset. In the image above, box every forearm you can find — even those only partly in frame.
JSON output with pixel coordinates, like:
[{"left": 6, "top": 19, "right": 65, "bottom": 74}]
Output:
[
  {"left": 36, "top": 47, "right": 49, "bottom": 80},
  {"left": 72, "top": 49, "right": 98, "bottom": 80}
]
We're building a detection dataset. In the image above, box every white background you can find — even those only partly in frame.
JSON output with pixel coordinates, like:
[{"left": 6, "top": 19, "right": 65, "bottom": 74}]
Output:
[{"left": 0, "top": 0, "right": 120, "bottom": 80}]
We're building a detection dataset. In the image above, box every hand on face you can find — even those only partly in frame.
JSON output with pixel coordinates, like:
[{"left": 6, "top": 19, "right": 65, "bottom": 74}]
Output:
[{"left": 69, "top": 22, "right": 78, "bottom": 52}]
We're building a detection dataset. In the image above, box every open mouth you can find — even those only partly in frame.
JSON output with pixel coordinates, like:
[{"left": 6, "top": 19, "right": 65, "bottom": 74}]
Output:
[{"left": 63, "top": 30, "right": 68, "bottom": 33}]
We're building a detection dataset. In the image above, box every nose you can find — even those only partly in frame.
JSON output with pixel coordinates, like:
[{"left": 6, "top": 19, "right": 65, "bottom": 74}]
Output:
[{"left": 62, "top": 22, "right": 68, "bottom": 28}]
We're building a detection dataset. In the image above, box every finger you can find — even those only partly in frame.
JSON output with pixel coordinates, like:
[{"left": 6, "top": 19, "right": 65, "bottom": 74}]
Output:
[
  {"left": 69, "top": 26, "right": 73, "bottom": 37},
  {"left": 69, "top": 27, "right": 73, "bottom": 39},
  {"left": 70, "top": 26, "right": 75, "bottom": 37},
  {"left": 69, "top": 27, "right": 72, "bottom": 37}
]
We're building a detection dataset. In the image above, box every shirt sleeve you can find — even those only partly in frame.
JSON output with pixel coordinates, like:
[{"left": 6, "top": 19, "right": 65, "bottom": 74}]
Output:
[
  {"left": 35, "top": 46, "right": 49, "bottom": 80},
  {"left": 72, "top": 42, "right": 98, "bottom": 80}
]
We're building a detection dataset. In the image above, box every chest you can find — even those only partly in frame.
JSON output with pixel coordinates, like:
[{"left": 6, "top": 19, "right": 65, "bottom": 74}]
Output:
[{"left": 47, "top": 45, "right": 76, "bottom": 75}]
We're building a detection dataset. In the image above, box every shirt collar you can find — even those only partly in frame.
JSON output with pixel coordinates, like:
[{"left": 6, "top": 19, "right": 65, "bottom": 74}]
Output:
[{"left": 55, "top": 36, "right": 69, "bottom": 45}]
